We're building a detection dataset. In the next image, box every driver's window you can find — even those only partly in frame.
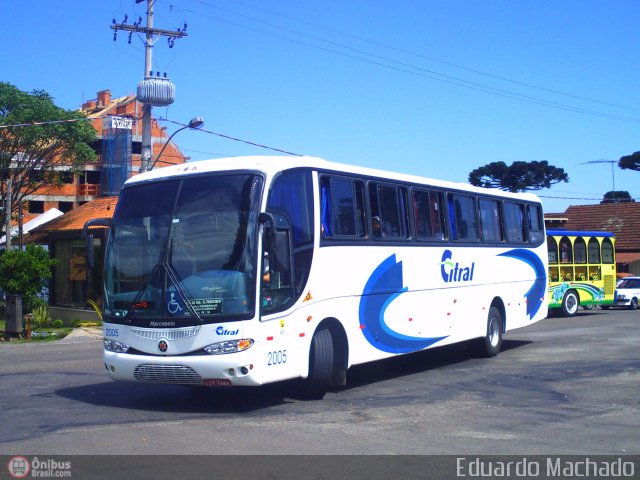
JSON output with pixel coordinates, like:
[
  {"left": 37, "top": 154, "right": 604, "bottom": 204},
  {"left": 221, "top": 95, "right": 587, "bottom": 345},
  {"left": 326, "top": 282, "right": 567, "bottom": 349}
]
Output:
[{"left": 261, "top": 169, "right": 314, "bottom": 314}]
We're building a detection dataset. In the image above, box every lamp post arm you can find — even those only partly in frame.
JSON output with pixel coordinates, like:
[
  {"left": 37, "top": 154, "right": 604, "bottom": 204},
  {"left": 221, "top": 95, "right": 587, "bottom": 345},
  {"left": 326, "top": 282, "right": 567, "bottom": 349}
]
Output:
[{"left": 150, "top": 126, "right": 187, "bottom": 170}]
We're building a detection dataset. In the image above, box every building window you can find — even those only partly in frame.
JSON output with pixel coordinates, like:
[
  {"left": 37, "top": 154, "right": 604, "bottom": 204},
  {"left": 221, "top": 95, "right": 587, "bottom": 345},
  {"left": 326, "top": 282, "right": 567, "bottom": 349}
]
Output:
[
  {"left": 58, "top": 201, "right": 74, "bottom": 213},
  {"left": 28, "top": 201, "right": 44, "bottom": 214},
  {"left": 60, "top": 171, "right": 74, "bottom": 184}
]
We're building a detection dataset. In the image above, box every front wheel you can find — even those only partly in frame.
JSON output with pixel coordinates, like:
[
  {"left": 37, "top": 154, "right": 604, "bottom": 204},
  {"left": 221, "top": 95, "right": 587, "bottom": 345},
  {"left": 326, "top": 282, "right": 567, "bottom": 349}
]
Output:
[
  {"left": 298, "top": 328, "right": 334, "bottom": 400},
  {"left": 561, "top": 290, "right": 579, "bottom": 317},
  {"left": 629, "top": 298, "right": 638, "bottom": 310},
  {"left": 478, "top": 306, "right": 503, "bottom": 358}
]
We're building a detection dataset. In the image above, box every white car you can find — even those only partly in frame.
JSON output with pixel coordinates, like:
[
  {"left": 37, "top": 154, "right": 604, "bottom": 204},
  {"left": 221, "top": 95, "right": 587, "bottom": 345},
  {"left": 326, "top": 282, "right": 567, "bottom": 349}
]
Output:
[{"left": 612, "top": 276, "right": 640, "bottom": 310}]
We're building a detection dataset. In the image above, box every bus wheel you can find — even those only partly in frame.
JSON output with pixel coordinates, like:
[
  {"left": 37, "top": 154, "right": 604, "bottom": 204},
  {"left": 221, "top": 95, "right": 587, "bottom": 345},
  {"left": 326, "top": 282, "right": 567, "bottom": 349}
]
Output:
[
  {"left": 299, "top": 328, "right": 334, "bottom": 400},
  {"left": 561, "top": 291, "right": 579, "bottom": 317},
  {"left": 629, "top": 298, "right": 638, "bottom": 310},
  {"left": 478, "top": 307, "right": 503, "bottom": 358}
]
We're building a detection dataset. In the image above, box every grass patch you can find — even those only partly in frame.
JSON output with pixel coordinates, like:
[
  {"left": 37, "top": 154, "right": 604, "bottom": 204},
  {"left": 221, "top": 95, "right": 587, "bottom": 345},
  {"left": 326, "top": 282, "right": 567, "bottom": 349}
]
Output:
[{"left": 1, "top": 327, "right": 73, "bottom": 343}]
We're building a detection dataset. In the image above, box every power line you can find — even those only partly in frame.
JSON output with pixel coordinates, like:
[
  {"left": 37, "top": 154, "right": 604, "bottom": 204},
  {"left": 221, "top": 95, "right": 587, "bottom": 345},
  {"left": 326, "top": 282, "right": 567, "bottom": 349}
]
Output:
[
  {"left": 218, "top": 0, "right": 640, "bottom": 114},
  {"left": 164, "top": 1, "right": 640, "bottom": 124},
  {"left": 0, "top": 118, "right": 95, "bottom": 129},
  {"left": 159, "top": 118, "right": 303, "bottom": 156}
]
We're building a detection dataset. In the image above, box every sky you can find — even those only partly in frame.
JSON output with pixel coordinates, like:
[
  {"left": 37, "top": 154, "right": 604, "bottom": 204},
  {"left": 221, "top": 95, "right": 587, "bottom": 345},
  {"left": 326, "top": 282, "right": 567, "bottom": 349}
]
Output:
[{"left": 4, "top": 0, "right": 640, "bottom": 213}]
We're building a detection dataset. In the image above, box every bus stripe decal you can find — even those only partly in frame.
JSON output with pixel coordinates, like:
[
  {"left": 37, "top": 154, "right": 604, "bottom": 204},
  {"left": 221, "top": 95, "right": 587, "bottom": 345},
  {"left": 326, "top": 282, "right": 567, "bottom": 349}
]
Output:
[
  {"left": 359, "top": 254, "right": 447, "bottom": 354},
  {"left": 498, "top": 248, "right": 546, "bottom": 320}
]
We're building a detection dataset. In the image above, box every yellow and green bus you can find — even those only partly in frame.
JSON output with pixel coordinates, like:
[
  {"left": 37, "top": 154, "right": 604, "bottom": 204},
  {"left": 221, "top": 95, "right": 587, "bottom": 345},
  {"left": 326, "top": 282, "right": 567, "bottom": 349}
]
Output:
[{"left": 547, "top": 229, "right": 616, "bottom": 317}]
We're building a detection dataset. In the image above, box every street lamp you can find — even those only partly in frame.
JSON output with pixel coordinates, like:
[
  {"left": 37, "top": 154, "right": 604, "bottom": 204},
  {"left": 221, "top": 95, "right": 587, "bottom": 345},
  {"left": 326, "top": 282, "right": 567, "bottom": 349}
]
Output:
[{"left": 151, "top": 116, "right": 204, "bottom": 170}]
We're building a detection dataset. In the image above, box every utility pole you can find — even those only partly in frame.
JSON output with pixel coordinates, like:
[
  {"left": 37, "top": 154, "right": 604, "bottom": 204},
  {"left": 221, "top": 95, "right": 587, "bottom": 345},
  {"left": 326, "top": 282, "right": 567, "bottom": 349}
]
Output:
[
  {"left": 5, "top": 179, "right": 11, "bottom": 249},
  {"left": 111, "top": 0, "right": 187, "bottom": 172}
]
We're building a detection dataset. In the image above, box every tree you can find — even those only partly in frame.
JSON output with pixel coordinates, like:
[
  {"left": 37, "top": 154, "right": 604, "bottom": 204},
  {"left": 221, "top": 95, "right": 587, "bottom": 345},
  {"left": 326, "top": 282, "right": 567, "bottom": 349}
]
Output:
[
  {"left": 0, "top": 82, "right": 97, "bottom": 234},
  {"left": 619, "top": 151, "right": 640, "bottom": 171},
  {"left": 601, "top": 191, "right": 634, "bottom": 204},
  {"left": 468, "top": 160, "right": 569, "bottom": 193},
  {"left": 0, "top": 243, "right": 57, "bottom": 312}
]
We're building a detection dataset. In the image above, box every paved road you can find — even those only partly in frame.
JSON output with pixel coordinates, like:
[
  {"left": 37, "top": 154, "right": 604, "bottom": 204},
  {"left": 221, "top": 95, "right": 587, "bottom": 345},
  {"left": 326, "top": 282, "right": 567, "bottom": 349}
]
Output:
[{"left": 0, "top": 308, "right": 638, "bottom": 455}]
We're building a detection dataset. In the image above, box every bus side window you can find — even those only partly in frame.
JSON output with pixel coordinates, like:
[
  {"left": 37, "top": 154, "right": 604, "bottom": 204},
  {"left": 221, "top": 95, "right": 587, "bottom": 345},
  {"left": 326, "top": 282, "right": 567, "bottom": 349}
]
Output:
[
  {"left": 547, "top": 237, "right": 558, "bottom": 264},
  {"left": 504, "top": 201, "right": 525, "bottom": 243},
  {"left": 431, "top": 191, "right": 447, "bottom": 240},
  {"left": 527, "top": 204, "right": 544, "bottom": 244},
  {"left": 587, "top": 238, "right": 601, "bottom": 264},
  {"left": 320, "top": 176, "right": 366, "bottom": 238},
  {"left": 559, "top": 237, "right": 572, "bottom": 263},
  {"left": 413, "top": 189, "right": 432, "bottom": 239},
  {"left": 369, "top": 183, "right": 409, "bottom": 239},
  {"left": 602, "top": 238, "right": 614, "bottom": 263},
  {"left": 479, "top": 198, "right": 503, "bottom": 242},
  {"left": 449, "top": 194, "right": 478, "bottom": 242},
  {"left": 413, "top": 189, "right": 447, "bottom": 241}
]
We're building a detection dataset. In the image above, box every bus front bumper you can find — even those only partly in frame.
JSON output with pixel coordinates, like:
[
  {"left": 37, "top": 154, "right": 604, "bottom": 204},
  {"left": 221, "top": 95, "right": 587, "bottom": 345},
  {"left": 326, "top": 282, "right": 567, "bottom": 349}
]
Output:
[{"left": 103, "top": 350, "right": 262, "bottom": 387}]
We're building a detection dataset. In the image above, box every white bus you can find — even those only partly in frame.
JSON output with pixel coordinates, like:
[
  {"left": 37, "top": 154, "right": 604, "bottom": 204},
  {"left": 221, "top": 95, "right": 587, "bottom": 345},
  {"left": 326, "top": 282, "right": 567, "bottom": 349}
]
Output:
[{"left": 91, "top": 156, "right": 548, "bottom": 399}]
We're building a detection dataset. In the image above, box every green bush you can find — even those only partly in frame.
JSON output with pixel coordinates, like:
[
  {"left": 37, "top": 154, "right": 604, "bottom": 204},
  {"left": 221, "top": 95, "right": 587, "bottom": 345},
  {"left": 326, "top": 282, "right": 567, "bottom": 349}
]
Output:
[
  {"left": 32, "top": 305, "right": 52, "bottom": 330},
  {"left": 52, "top": 319, "right": 64, "bottom": 328},
  {"left": 0, "top": 244, "right": 57, "bottom": 313}
]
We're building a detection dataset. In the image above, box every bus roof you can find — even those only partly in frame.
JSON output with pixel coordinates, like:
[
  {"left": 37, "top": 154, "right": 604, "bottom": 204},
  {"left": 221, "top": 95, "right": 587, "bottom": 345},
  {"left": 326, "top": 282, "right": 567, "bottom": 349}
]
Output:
[
  {"left": 127, "top": 155, "right": 543, "bottom": 203},
  {"left": 546, "top": 229, "right": 615, "bottom": 238}
]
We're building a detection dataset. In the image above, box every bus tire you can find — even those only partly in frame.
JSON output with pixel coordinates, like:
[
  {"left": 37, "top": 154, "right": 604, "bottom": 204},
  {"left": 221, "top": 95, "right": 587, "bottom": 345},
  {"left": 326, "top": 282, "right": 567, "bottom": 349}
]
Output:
[
  {"left": 478, "top": 306, "right": 503, "bottom": 358},
  {"left": 561, "top": 290, "right": 579, "bottom": 317},
  {"left": 629, "top": 298, "right": 638, "bottom": 310},
  {"left": 299, "top": 328, "right": 334, "bottom": 400}
]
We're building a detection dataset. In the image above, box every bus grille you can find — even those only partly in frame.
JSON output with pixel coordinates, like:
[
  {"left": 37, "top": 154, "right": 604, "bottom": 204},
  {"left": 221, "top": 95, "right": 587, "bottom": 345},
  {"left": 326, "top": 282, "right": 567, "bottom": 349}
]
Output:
[
  {"left": 604, "top": 275, "right": 615, "bottom": 295},
  {"left": 131, "top": 326, "right": 201, "bottom": 341},
  {"left": 134, "top": 364, "right": 202, "bottom": 385}
]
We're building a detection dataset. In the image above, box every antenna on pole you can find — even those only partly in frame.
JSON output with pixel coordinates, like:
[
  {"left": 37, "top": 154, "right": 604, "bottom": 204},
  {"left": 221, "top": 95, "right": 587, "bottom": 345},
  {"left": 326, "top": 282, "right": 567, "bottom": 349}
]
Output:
[{"left": 579, "top": 159, "right": 618, "bottom": 202}]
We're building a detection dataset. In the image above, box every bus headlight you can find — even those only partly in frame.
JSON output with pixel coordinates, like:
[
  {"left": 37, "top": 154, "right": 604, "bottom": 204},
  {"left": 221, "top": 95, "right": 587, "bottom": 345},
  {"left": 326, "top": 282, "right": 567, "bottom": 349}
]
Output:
[
  {"left": 204, "top": 339, "right": 254, "bottom": 355},
  {"left": 104, "top": 338, "right": 131, "bottom": 353}
]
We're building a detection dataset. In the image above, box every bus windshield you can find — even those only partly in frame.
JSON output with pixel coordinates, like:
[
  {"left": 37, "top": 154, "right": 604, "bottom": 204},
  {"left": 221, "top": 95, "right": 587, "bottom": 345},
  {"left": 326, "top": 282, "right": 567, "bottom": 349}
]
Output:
[{"left": 104, "top": 173, "right": 263, "bottom": 325}]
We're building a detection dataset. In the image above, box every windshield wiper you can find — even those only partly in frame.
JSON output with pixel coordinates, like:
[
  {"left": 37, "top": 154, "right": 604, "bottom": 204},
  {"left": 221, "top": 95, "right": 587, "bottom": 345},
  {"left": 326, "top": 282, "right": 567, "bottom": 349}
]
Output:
[
  {"left": 123, "top": 239, "right": 203, "bottom": 322},
  {"left": 163, "top": 238, "right": 203, "bottom": 322}
]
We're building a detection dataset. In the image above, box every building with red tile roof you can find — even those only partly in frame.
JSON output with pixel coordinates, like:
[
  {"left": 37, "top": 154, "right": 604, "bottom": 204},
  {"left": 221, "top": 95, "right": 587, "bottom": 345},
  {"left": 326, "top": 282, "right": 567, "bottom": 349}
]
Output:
[
  {"left": 27, "top": 198, "right": 117, "bottom": 316},
  {"left": 21, "top": 89, "right": 187, "bottom": 224}
]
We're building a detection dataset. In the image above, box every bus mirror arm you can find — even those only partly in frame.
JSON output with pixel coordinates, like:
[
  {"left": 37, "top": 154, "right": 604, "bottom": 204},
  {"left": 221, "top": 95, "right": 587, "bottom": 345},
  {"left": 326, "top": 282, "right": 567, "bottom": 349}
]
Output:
[{"left": 82, "top": 217, "right": 112, "bottom": 270}]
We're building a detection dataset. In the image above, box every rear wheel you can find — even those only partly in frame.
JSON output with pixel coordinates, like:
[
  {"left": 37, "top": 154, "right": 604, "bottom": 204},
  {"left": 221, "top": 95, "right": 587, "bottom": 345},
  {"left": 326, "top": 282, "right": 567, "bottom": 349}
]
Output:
[
  {"left": 629, "top": 298, "right": 638, "bottom": 310},
  {"left": 478, "top": 306, "right": 503, "bottom": 357},
  {"left": 299, "top": 328, "right": 333, "bottom": 400},
  {"left": 561, "top": 290, "right": 579, "bottom": 317}
]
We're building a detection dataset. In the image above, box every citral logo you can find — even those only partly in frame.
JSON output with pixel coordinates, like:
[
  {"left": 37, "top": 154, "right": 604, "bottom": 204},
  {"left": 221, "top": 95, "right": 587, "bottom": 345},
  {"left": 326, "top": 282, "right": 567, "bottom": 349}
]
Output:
[
  {"left": 216, "top": 326, "right": 239, "bottom": 336},
  {"left": 440, "top": 249, "right": 475, "bottom": 283}
]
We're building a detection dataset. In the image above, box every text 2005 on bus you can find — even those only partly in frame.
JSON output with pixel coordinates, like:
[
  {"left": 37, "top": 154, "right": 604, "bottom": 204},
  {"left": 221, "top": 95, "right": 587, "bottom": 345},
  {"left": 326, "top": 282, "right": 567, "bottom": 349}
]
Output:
[{"left": 87, "top": 156, "right": 548, "bottom": 399}]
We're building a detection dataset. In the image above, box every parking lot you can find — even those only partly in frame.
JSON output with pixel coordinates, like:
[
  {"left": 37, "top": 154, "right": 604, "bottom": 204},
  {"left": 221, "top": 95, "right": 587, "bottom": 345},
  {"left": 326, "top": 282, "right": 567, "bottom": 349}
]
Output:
[{"left": 0, "top": 308, "right": 638, "bottom": 456}]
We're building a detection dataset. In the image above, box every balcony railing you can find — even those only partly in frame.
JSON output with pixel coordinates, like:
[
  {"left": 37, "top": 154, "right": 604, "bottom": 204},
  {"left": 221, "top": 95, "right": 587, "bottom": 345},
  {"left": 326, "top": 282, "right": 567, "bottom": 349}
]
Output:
[{"left": 78, "top": 184, "right": 100, "bottom": 196}]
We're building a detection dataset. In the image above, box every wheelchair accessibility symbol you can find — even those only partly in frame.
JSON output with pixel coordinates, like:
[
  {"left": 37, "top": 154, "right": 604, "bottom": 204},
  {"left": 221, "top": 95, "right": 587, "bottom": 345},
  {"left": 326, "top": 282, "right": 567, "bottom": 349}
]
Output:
[{"left": 167, "top": 292, "right": 184, "bottom": 315}]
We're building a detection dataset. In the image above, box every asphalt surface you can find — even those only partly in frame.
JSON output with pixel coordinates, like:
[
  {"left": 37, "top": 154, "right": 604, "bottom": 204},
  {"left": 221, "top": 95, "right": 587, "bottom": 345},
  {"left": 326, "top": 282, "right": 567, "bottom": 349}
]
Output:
[{"left": 0, "top": 308, "right": 638, "bottom": 456}]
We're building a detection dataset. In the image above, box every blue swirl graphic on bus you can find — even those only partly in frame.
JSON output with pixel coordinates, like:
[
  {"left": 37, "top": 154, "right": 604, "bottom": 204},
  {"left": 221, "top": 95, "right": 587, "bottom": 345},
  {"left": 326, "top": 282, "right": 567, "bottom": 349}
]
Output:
[
  {"left": 359, "top": 254, "right": 447, "bottom": 354},
  {"left": 498, "top": 248, "right": 546, "bottom": 319}
]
